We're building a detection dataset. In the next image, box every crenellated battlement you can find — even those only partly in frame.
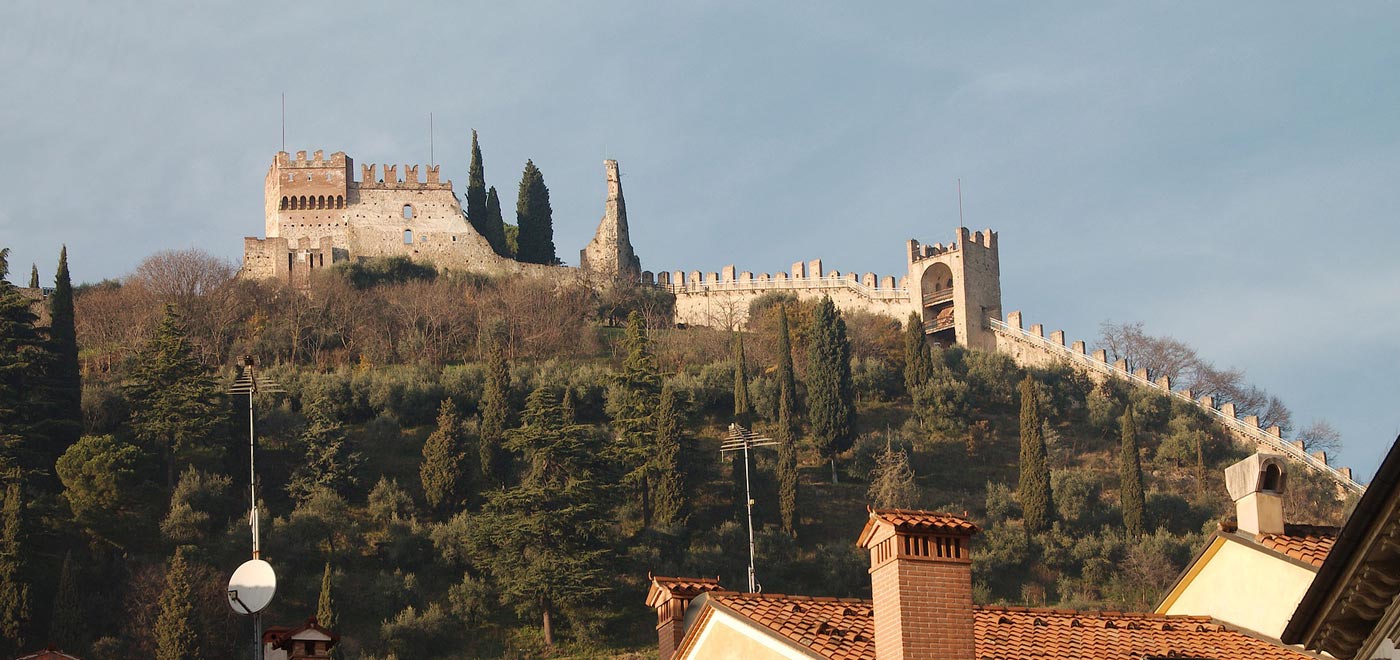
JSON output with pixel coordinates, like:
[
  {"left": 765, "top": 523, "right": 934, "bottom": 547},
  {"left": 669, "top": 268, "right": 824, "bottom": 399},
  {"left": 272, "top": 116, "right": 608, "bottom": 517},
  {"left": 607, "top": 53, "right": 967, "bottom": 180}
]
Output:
[
  {"left": 357, "top": 163, "right": 449, "bottom": 190},
  {"left": 988, "top": 311, "right": 1361, "bottom": 493},
  {"left": 654, "top": 261, "right": 909, "bottom": 298},
  {"left": 908, "top": 228, "right": 997, "bottom": 265},
  {"left": 277, "top": 150, "right": 350, "bottom": 168}
]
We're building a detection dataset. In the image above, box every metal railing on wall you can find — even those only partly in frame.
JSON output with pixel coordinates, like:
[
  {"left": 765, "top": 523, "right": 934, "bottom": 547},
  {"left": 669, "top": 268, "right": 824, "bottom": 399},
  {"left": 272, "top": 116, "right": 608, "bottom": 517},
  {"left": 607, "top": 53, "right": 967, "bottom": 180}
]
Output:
[{"left": 659, "top": 276, "right": 909, "bottom": 301}]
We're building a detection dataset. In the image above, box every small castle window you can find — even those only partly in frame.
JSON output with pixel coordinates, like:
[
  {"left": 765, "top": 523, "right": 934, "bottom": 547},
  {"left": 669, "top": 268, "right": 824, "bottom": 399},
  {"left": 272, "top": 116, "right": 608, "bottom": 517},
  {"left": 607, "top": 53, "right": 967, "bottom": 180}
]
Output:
[
  {"left": 402, "top": 204, "right": 414, "bottom": 220},
  {"left": 404, "top": 229, "right": 413, "bottom": 244},
  {"left": 306, "top": 174, "right": 312, "bottom": 182},
  {"left": 1262, "top": 464, "right": 1282, "bottom": 492}
]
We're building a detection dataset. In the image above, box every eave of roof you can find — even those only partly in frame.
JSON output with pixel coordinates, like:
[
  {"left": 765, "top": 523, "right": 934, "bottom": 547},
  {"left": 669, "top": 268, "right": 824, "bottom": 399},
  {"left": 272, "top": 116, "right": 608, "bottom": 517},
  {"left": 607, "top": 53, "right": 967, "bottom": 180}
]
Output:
[{"left": 1283, "top": 435, "right": 1400, "bottom": 652}]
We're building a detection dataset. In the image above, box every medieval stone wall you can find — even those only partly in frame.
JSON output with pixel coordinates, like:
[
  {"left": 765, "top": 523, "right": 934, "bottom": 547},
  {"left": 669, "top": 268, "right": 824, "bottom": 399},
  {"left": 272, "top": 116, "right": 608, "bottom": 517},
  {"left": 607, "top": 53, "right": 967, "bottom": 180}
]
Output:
[{"left": 658, "top": 261, "right": 911, "bottom": 327}]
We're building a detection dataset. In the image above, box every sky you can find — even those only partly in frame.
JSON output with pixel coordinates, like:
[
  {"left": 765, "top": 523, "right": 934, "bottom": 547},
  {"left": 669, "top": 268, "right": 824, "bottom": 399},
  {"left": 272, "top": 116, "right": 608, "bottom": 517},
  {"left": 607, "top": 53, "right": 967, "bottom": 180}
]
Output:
[{"left": 1, "top": 2, "right": 1397, "bottom": 478}]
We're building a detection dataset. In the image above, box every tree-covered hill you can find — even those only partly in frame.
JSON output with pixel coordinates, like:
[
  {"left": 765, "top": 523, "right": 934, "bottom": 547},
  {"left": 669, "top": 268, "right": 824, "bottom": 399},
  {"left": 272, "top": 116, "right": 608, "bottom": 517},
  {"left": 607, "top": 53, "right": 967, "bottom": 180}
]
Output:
[{"left": 1, "top": 248, "right": 1347, "bottom": 659}]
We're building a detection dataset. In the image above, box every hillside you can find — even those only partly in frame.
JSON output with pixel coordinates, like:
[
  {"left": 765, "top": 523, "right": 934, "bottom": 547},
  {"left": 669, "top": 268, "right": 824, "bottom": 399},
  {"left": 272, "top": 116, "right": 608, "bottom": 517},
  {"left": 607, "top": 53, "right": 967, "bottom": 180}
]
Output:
[{"left": 6, "top": 252, "right": 1350, "bottom": 659}]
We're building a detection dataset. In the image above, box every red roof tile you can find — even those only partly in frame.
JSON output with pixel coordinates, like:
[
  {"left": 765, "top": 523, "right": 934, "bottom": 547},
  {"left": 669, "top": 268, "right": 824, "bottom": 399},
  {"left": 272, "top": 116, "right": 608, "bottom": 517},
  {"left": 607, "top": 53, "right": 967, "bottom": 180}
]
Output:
[
  {"left": 646, "top": 575, "right": 723, "bottom": 607},
  {"left": 1255, "top": 524, "right": 1338, "bottom": 568},
  {"left": 700, "top": 594, "right": 1316, "bottom": 660},
  {"left": 856, "top": 508, "right": 981, "bottom": 547}
]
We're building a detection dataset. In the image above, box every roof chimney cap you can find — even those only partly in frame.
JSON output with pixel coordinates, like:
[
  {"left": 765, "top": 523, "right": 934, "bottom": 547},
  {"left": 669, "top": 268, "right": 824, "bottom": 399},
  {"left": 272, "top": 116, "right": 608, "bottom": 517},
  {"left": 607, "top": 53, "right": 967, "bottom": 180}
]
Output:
[{"left": 1225, "top": 452, "right": 1288, "bottom": 501}]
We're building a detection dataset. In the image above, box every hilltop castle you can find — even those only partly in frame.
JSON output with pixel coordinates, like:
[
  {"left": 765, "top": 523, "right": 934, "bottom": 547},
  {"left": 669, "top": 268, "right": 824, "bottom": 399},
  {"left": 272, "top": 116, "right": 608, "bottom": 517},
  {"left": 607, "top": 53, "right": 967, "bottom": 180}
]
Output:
[{"left": 240, "top": 150, "right": 639, "bottom": 286}]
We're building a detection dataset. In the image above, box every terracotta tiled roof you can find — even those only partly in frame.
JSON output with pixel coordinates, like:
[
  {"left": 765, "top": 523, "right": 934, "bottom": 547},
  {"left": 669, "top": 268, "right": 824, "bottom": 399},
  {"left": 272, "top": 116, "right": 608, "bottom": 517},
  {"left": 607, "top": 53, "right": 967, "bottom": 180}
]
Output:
[
  {"left": 646, "top": 575, "right": 723, "bottom": 607},
  {"left": 974, "top": 606, "right": 1315, "bottom": 660},
  {"left": 1255, "top": 524, "right": 1338, "bottom": 568},
  {"left": 712, "top": 593, "right": 875, "bottom": 660},
  {"left": 869, "top": 508, "right": 981, "bottom": 533},
  {"left": 701, "top": 595, "right": 1316, "bottom": 660}
]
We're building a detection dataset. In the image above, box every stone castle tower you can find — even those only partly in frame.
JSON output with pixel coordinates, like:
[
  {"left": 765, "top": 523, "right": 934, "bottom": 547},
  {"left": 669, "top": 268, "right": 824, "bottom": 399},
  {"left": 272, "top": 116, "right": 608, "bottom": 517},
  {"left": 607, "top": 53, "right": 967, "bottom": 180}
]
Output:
[
  {"left": 579, "top": 160, "right": 641, "bottom": 279},
  {"left": 905, "top": 227, "right": 1002, "bottom": 351}
]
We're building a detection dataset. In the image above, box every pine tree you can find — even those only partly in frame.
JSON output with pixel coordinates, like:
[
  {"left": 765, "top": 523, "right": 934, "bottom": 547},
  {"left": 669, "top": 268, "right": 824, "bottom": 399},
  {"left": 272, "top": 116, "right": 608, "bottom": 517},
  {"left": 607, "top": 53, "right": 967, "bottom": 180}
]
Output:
[
  {"left": 775, "top": 306, "right": 800, "bottom": 536},
  {"left": 605, "top": 311, "right": 661, "bottom": 528},
  {"left": 126, "top": 305, "right": 226, "bottom": 486},
  {"left": 26, "top": 266, "right": 36, "bottom": 290},
  {"left": 1120, "top": 405, "right": 1147, "bottom": 538},
  {"left": 287, "top": 395, "right": 359, "bottom": 502},
  {"left": 651, "top": 383, "right": 686, "bottom": 527},
  {"left": 0, "top": 478, "right": 29, "bottom": 653},
  {"left": 903, "top": 312, "right": 933, "bottom": 395},
  {"left": 420, "top": 399, "right": 468, "bottom": 512},
  {"left": 317, "top": 562, "right": 337, "bottom": 630},
  {"left": 486, "top": 185, "right": 511, "bottom": 257},
  {"left": 49, "top": 550, "right": 82, "bottom": 651},
  {"left": 155, "top": 547, "right": 200, "bottom": 660},
  {"left": 806, "top": 298, "right": 854, "bottom": 483},
  {"left": 1018, "top": 376, "right": 1054, "bottom": 533},
  {"left": 480, "top": 321, "right": 511, "bottom": 487},
  {"left": 474, "top": 387, "right": 614, "bottom": 646},
  {"left": 0, "top": 249, "right": 46, "bottom": 475},
  {"left": 46, "top": 246, "right": 81, "bottom": 460},
  {"left": 514, "top": 160, "right": 556, "bottom": 265}
]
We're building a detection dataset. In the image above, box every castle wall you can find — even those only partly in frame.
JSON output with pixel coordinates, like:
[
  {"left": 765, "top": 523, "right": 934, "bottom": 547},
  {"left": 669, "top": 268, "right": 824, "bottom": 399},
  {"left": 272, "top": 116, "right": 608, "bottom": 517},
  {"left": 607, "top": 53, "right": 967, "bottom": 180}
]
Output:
[{"left": 663, "top": 266, "right": 911, "bottom": 327}]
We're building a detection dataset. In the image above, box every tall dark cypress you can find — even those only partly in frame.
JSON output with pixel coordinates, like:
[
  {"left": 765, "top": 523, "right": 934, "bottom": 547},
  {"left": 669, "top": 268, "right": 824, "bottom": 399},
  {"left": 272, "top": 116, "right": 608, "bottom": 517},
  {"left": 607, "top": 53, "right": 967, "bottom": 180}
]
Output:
[
  {"left": 651, "top": 383, "right": 686, "bottom": 527},
  {"left": 731, "top": 332, "right": 751, "bottom": 515},
  {"left": 514, "top": 160, "right": 556, "bottom": 265},
  {"left": 485, "top": 185, "right": 511, "bottom": 257},
  {"left": 465, "top": 130, "right": 508, "bottom": 255},
  {"left": 806, "top": 297, "right": 854, "bottom": 483},
  {"left": 1018, "top": 376, "right": 1054, "bottom": 533},
  {"left": 48, "top": 246, "right": 81, "bottom": 456},
  {"left": 26, "top": 266, "right": 36, "bottom": 290},
  {"left": 420, "top": 399, "right": 468, "bottom": 512},
  {"left": 49, "top": 550, "right": 82, "bottom": 650},
  {"left": 605, "top": 312, "right": 661, "bottom": 528},
  {"left": 775, "top": 305, "right": 799, "bottom": 536},
  {"left": 1120, "top": 405, "right": 1147, "bottom": 538},
  {"left": 154, "top": 547, "right": 198, "bottom": 660},
  {"left": 903, "top": 312, "right": 933, "bottom": 395},
  {"left": 0, "top": 478, "right": 29, "bottom": 653},
  {"left": 317, "top": 562, "right": 337, "bottom": 631},
  {"left": 0, "top": 249, "right": 46, "bottom": 474},
  {"left": 479, "top": 321, "right": 511, "bottom": 487}
]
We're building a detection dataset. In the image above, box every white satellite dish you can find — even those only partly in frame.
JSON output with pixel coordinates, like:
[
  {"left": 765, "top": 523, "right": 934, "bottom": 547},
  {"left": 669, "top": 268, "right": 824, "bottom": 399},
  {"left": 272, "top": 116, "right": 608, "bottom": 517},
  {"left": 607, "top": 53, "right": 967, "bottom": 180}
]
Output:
[{"left": 227, "top": 559, "right": 277, "bottom": 615}]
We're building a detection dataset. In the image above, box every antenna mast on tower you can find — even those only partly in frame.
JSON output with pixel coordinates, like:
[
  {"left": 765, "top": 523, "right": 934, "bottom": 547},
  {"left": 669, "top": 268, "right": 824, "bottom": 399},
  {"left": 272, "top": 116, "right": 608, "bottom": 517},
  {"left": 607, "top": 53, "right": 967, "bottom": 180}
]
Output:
[{"left": 721, "top": 424, "right": 779, "bottom": 593}]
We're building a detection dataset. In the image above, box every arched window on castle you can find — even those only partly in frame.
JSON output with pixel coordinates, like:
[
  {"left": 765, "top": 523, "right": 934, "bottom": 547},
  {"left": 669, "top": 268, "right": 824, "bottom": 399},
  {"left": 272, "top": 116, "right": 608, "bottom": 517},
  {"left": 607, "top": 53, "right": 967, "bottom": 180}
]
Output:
[
  {"left": 336, "top": 195, "right": 344, "bottom": 208},
  {"left": 280, "top": 197, "right": 288, "bottom": 210},
  {"left": 403, "top": 229, "right": 413, "bottom": 244},
  {"left": 317, "top": 195, "right": 326, "bottom": 209},
  {"left": 402, "top": 204, "right": 414, "bottom": 219},
  {"left": 299, "top": 196, "right": 307, "bottom": 209}
]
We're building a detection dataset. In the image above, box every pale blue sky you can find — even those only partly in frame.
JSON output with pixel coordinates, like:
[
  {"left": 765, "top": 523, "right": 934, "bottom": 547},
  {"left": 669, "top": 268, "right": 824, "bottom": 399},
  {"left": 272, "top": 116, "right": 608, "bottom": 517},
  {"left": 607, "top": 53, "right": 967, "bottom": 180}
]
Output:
[{"left": 2, "top": 2, "right": 1397, "bottom": 478}]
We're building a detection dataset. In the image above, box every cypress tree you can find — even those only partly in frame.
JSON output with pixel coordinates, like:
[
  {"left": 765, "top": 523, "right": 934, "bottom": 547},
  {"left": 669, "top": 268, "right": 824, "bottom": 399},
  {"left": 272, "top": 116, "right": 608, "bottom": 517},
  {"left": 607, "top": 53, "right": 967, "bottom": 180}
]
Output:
[
  {"left": 317, "top": 562, "right": 337, "bottom": 631},
  {"left": 464, "top": 130, "right": 509, "bottom": 256},
  {"left": 775, "top": 306, "right": 799, "bottom": 536},
  {"left": 0, "top": 249, "right": 45, "bottom": 474},
  {"left": 420, "top": 399, "right": 468, "bottom": 512},
  {"left": 480, "top": 322, "right": 511, "bottom": 487},
  {"left": 0, "top": 478, "right": 29, "bottom": 653},
  {"left": 154, "top": 547, "right": 200, "bottom": 660},
  {"left": 514, "top": 160, "right": 556, "bottom": 265},
  {"left": 126, "top": 305, "right": 225, "bottom": 486},
  {"left": 731, "top": 333, "right": 751, "bottom": 515},
  {"left": 1018, "top": 376, "right": 1054, "bottom": 533},
  {"left": 651, "top": 383, "right": 686, "bottom": 527},
  {"left": 48, "top": 246, "right": 81, "bottom": 458},
  {"left": 486, "top": 185, "right": 511, "bottom": 257},
  {"left": 49, "top": 550, "right": 82, "bottom": 650},
  {"left": 903, "top": 312, "right": 933, "bottom": 395},
  {"left": 605, "top": 311, "right": 661, "bottom": 529},
  {"left": 1120, "top": 405, "right": 1147, "bottom": 538},
  {"left": 806, "top": 297, "right": 854, "bottom": 483},
  {"left": 26, "top": 266, "right": 36, "bottom": 290}
]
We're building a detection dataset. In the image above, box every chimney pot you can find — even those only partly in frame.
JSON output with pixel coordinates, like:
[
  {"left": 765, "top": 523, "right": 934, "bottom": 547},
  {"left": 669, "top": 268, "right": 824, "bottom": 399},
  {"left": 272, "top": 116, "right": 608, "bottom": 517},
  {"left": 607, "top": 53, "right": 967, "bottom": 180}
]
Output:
[{"left": 1224, "top": 453, "right": 1287, "bottom": 536}]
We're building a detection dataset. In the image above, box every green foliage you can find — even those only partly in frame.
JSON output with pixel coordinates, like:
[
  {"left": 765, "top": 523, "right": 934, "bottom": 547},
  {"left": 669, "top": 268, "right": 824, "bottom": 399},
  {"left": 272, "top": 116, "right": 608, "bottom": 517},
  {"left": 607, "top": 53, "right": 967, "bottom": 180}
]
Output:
[
  {"left": 160, "top": 467, "right": 232, "bottom": 546},
  {"left": 732, "top": 333, "right": 751, "bottom": 423},
  {"left": 472, "top": 387, "right": 615, "bottom": 645},
  {"left": 806, "top": 298, "right": 854, "bottom": 481},
  {"left": 774, "top": 306, "right": 800, "bottom": 537},
  {"left": 420, "top": 399, "right": 470, "bottom": 512},
  {"left": 46, "top": 246, "right": 82, "bottom": 458},
  {"left": 49, "top": 550, "right": 82, "bottom": 651},
  {"left": 318, "top": 562, "right": 338, "bottom": 632},
  {"left": 0, "top": 248, "right": 47, "bottom": 474},
  {"left": 903, "top": 312, "right": 933, "bottom": 395},
  {"left": 288, "top": 394, "right": 361, "bottom": 502},
  {"left": 57, "top": 434, "right": 157, "bottom": 545},
  {"left": 487, "top": 187, "right": 512, "bottom": 258},
  {"left": 514, "top": 160, "right": 556, "bottom": 265},
  {"left": 467, "top": 131, "right": 509, "bottom": 257},
  {"left": 382, "top": 603, "right": 454, "bottom": 658},
  {"left": 1018, "top": 376, "right": 1054, "bottom": 533},
  {"left": 651, "top": 383, "right": 687, "bottom": 528},
  {"left": 155, "top": 548, "right": 200, "bottom": 660},
  {"left": 1120, "top": 406, "right": 1147, "bottom": 538},
  {"left": 0, "top": 479, "right": 29, "bottom": 653},
  {"left": 606, "top": 312, "right": 661, "bottom": 528},
  {"left": 333, "top": 256, "right": 437, "bottom": 290},
  {"left": 126, "top": 305, "right": 227, "bottom": 482},
  {"left": 26, "top": 265, "right": 37, "bottom": 289}
]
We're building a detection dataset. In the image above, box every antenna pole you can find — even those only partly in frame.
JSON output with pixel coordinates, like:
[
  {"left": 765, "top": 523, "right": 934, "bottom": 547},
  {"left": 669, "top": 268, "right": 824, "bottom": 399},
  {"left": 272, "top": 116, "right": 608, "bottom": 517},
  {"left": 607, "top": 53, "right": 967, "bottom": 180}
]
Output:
[
  {"left": 957, "top": 177, "right": 964, "bottom": 227},
  {"left": 744, "top": 441, "right": 757, "bottom": 593},
  {"left": 280, "top": 94, "right": 285, "bottom": 153},
  {"left": 248, "top": 379, "right": 259, "bottom": 559},
  {"left": 429, "top": 112, "right": 435, "bottom": 167}
]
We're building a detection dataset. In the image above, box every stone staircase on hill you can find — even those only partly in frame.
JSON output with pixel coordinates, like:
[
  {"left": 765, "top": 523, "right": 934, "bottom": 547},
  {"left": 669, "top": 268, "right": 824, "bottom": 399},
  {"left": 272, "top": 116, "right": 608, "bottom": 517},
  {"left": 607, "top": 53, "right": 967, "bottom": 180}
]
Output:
[{"left": 986, "top": 313, "right": 1364, "bottom": 495}]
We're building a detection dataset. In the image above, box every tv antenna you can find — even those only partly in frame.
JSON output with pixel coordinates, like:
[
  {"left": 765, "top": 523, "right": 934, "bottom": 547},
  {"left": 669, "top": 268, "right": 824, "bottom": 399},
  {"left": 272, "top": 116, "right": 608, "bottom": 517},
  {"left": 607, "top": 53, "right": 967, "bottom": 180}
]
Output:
[
  {"left": 721, "top": 423, "right": 778, "bottom": 593},
  {"left": 957, "top": 177, "right": 965, "bottom": 227},
  {"left": 429, "top": 111, "right": 435, "bottom": 167},
  {"left": 227, "top": 355, "right": 283, "bottom": 660}
]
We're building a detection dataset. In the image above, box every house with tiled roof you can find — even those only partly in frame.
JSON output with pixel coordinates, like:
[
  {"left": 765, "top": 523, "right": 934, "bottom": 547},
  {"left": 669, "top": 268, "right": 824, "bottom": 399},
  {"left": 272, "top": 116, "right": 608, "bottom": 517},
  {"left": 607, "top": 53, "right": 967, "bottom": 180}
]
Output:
[
  {"left": 648, "top": 507, "right": 1319, "bottom": 659},
  {"left": 1283, "top": 435, "right": 1400, "bottom": 660},
  {"left": 1155, "top": 453, "right": 1339, "bottom": 639}
]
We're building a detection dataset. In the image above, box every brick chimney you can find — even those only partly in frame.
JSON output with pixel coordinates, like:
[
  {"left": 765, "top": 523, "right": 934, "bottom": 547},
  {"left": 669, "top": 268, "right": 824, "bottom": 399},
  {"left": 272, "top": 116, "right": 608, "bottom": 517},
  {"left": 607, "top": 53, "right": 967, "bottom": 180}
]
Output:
[
  {"left": 645, "top": 574, "right": 722, "bottom": 660},
  {"left": 1225, "top": 452, "right": 1287, "bottom": 536},
  {"left": 857, "top": 509, "right": 980, "bottom": 660}
]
